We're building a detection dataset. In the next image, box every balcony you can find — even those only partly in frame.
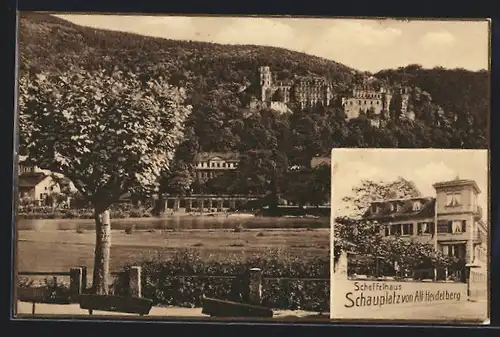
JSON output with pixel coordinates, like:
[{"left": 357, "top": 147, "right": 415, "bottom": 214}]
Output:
[{"left": 473, "top": 205, "right": 483, "bottom": 219}]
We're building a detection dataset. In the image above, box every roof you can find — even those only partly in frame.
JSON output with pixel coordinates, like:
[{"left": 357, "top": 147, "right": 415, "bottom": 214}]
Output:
[
  {"left": 363, "top": 197, "right": 436, "bottom": 221},
  {"left": 310, "top": 157, "right": 331, "bottom": 168},
  {"left": 433, "top": 179, "right": 481, "bottom": 195},
  {"left": 18, "top": 172, "right": 50, "bottom": 188},
  {"left": 193, "top": 152, "right": 240, "bottom": 162}
]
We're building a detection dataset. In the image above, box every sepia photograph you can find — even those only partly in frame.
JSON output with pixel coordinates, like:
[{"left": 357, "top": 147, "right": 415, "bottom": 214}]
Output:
[
  {"left": 13, "top": 13, "right": 489, "bottom": 321},
  {"left": 330, "top": 148, "right": 489, "bottom": 323}
]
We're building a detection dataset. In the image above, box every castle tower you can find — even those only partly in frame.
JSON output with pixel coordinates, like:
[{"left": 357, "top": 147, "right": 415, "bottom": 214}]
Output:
[
  {"left": 258, "top": 66, "right": 272, "bottom": 101},
  {"left": 399, "top": 87, "right": 410, "bottom": 117},
  {"left": 381, "top": 87, "right": 392, "bottom": 117},
  {"left": 433, "top": 179, "right": 482, "bottom": 265}
]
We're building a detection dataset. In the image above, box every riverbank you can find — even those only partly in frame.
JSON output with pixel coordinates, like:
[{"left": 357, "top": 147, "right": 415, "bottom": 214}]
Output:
[
  {"left": 17, "top": 209, "right": 257, "bottom": 220},
  {"left": 17, "top": 227, "right": 329, "bottom": 273}
]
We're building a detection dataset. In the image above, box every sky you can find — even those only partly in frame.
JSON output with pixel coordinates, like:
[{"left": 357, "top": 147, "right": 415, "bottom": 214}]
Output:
[
  {"left": 54, "top": 14, "right": 489, "bottom": 73},
  {"left": 331, "top": 148, "right": 489, "bottom": 219}
]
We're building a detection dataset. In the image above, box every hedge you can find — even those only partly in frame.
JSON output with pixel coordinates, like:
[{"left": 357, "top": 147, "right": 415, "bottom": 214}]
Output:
[{"left": 113, "top": 248, "right": 329, "bottom": 312}]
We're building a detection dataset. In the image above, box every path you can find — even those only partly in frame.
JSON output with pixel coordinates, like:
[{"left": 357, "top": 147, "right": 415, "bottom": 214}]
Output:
[{"left": 15, "top": 301, "right": 325, "bottom": 319}]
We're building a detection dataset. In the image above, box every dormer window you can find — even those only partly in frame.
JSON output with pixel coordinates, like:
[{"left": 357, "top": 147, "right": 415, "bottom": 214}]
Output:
[
  {"left": 388, "top": 203, "right": 395, "bottom": 212},
  {"left": 446, "top": 192, "right": 461, "bottom": 207},
  {"left": 396, "top": 204, "right": 403, "bottom": 212},
  {"left": 412, "top": 201, "right": 421, "bottom": 211}
]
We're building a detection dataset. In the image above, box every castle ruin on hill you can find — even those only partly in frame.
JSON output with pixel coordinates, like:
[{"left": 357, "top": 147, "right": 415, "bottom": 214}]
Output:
[
  {"left": 247, "top": 66, "right": 416, "bottom": 125},
  {"left": 248, "top": 66, "right": 334, "bottom": 113},
  {"left": 341, "top": 85, "right": 415, "bottom": 123}
]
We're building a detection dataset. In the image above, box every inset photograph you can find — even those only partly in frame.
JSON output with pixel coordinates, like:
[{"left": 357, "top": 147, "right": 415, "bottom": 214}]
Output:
[{"left": 330, "top": 148, "right": 488, "bottom": 323}]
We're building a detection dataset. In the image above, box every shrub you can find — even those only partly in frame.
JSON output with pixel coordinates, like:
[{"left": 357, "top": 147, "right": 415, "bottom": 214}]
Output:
[
  {"left": 113, "top": 248, "right": 329, "bottom": 312},
  {"left": 17, "top": 276, "right": 71, "bottom": 304}
]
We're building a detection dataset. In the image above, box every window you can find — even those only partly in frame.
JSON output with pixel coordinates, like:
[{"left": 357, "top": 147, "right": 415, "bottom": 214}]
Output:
[
  {"left": 452, "top": 220, "right": 466, "bottom": 233},
  {"left": 412, "top": 201, "right": 421, "bottom": 211},
  {"left": 445, "top": 192, "right": 461, "bottom": 207},
  {"left": 388, "top": 203, "right": 395, "bottom": 212},
  {"left": 446, "top": 244, "right": 465, "bottom": 259},
  {"left": 437, "top": 220, "right": 452, "bottom": 233},
  {"left": 437, "top": 220, "right": 466, "bottom": 233},
  {"left": 396, "top": 203, "right": 403, "bottom": 212},
  {"left": 402, "top": 223, "right": 413, "bottom": 235},
  {"left": 387, "top": 223, "right": 413, "bottom": 236},
  {"left": 390, "top": 224, "right": 402, "bottom": 235},
  {"left": 417, "top": 222, "right": 434, "bottom": 235}
]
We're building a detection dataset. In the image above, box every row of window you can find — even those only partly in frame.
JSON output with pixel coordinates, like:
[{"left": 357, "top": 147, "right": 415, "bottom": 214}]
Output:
[
  {"left": 373, "top": 191, "right": 473, "bottom": 214},
  {"left": 372, "top": 200, "right": 422, "bottom": 214},
  {"left": 384, "top": 220, "right": 467, "bottom": 236},
  {"left": 349, "top": 99, "right": 382, "bottom": 106},
  {"left": 19, "top": 166, "right": 36, "bottom": 173},
  {"left": 198, "top": 172, "right": 218, "bottom": 179},
  {"left": 352, "top": 93, "right": 383, "bottom": 99},
  {"left": 196, "top": 161, "right": 238, "bottom": 169}
]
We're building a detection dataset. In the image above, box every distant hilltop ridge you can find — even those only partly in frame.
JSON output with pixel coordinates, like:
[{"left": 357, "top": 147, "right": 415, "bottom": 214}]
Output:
[{"left": 19, "top": 13, "right": 488, "bottom": 134}]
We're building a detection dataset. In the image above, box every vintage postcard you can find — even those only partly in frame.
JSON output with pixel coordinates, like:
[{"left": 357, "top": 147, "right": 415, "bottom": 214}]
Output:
[
  {"left": 330, "top": 148, "right": 489, "bottom": 323},
  {"left": 14, "top": 13, "right": 489, "bottom": 321}
]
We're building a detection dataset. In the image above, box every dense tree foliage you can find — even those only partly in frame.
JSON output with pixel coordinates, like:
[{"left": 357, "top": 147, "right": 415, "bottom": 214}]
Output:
[
  {"left": 341, "top": 177, "right": 422, "bottom": 218},
  {"left": 18, "top": 68, "right": 192, "bottom": 294},
  {"left": 19, "top": 14, "right": 489, "bottom": 207}
]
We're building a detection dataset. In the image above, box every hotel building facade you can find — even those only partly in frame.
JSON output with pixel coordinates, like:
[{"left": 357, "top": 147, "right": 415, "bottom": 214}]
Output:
[{"left": 362, "top": 178, "right": 487, "bottom": 285}]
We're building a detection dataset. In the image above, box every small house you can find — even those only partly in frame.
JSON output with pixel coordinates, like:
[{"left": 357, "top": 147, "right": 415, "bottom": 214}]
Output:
[{"left": 18, "top": 172, "right": 61, "bottom": 205}]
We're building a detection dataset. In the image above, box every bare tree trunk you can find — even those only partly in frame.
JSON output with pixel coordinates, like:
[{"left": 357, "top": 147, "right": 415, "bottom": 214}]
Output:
[{"left": 92, "top": 208, "right": 111, "bottom": 295}]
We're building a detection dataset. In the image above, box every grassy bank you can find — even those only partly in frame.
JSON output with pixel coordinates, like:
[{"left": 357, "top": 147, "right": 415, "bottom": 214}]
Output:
[{"left": 17, "top": 228, "right": 329, "bottom": 273}]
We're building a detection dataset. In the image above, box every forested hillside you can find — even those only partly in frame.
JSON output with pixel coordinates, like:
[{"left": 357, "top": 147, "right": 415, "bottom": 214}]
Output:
[{"left": 19, "top": 13, "right": 489, "bottom": 204}]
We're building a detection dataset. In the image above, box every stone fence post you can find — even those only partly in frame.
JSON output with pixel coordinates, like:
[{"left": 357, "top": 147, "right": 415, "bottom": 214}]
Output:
[
  {"left": 69, "top": 267, "right": 83, "bottom": 300},
  {"left": 128, "top": 266, "right": 142, "bottom": 298},
  {"left": 81, "top": 266, "right": 87, "bottom": 293},
  {"left": 248, "top": 268, "right": 262, "bottom": 305}
]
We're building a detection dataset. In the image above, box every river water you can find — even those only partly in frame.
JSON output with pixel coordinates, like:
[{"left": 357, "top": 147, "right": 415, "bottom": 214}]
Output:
[{"left": 17, "top": 215, "right": 329, "bottom": 231}]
